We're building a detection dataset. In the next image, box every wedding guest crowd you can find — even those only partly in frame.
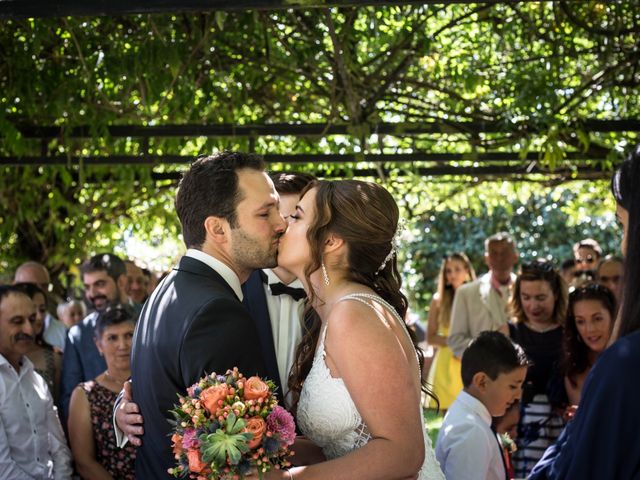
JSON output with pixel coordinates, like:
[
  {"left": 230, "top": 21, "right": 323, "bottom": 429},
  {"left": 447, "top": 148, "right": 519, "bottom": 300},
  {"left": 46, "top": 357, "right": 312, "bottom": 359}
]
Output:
[{"left": 0, "top": 144, "right": 638, "bottom": 479}]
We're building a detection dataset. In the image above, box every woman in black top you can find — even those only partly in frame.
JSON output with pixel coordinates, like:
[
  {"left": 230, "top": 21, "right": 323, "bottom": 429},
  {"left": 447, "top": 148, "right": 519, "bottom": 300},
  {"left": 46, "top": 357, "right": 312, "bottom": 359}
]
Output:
[{"left": 507, "top": 260, "right": 568, "bottom": 478}]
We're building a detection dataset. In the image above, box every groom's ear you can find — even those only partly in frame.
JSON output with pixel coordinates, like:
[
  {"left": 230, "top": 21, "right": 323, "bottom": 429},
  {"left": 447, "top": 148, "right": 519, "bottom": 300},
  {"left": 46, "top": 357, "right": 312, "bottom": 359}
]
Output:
[{"left": 204, "top": 216, "right": 227, "bottom": 244}]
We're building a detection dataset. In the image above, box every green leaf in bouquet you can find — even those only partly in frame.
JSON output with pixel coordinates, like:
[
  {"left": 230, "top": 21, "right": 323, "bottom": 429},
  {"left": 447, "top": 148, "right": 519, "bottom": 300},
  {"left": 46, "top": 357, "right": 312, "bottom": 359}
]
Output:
[{"left": 200, "top": 414, "right": 253, "bottom": 466}]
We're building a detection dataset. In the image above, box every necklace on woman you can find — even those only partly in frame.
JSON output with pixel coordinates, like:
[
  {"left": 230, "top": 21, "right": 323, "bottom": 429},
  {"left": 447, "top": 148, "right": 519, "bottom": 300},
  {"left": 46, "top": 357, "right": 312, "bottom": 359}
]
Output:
[{"left": 103, "top": 370, "right": 128, "bottom": 388}]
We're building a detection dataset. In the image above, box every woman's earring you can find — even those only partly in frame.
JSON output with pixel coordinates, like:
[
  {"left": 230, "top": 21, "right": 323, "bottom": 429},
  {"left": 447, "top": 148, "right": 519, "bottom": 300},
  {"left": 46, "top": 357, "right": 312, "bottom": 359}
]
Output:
[{"left": 321, "top": 262, "right": 330, "bottom": 286}]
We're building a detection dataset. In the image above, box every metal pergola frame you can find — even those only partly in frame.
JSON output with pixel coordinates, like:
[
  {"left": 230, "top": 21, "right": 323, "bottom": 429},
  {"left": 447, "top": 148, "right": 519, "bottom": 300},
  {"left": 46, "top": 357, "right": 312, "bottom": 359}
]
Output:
[
  {"left": 1, "top": 0, "right": 635, "bottom": 180},
  {"left": 3, "top": 119, "right": 635, "bottom": 180},
  {"left": 0, "top": 0, "right": 562, "bottom": 20}
]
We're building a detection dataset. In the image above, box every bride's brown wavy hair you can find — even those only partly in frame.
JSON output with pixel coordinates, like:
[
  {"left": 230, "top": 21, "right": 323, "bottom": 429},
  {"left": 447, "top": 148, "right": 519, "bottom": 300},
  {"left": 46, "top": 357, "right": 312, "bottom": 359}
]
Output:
[{"left": 287, "top": 179, "right": 435, "bottom": 412}]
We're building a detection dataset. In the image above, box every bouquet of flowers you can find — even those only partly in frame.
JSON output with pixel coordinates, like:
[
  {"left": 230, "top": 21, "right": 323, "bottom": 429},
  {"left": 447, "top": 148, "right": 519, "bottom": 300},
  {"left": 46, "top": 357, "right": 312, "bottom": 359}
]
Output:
[{"left": 168, "top": 368, "right": 296, "bottom": 480}]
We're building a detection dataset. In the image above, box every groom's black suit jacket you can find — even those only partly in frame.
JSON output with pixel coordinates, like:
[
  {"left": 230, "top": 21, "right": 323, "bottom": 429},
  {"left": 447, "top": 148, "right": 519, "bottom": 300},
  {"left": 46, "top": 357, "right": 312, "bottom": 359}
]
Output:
[{"left": 130, "top": 256, "right": 268, "bottom": 479}]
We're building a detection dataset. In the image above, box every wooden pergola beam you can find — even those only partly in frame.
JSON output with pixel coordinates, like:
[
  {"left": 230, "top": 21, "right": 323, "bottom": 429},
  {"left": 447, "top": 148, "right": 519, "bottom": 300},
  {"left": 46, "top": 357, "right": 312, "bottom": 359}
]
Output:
[
  {"left": 15, "top": 119, "right": 640, "bottom": 139},
  {"left": 55, "top": 164, "right": 610, "bottom": 183},
  {"left": 0, "top": 151, "right": 612, "bottom": 166},
  {"left": 0, "top": 1, "right": 563, "bottom": 20}
]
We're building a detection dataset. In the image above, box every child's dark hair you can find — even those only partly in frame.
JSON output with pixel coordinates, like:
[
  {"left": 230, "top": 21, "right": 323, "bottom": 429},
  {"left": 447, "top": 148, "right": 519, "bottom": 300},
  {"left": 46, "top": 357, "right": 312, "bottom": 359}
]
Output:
[{"left": 461, "top": 331, "right": 530, "bottom": 387}]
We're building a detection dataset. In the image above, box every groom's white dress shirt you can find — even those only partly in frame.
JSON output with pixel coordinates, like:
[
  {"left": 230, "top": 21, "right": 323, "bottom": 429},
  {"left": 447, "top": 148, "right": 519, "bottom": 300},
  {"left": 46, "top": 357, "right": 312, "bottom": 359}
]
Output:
[
  {"left": 262, "top": 269, "right": 305, "bottom": 404},
  {"left": 435, "top": 390, "right": 505, "bottom": 480},
  {"left": 0, "top": 354, "right": 72, "bottom": 479},
  {"left": 186, "top": 248, "right": 243, "bottom": 300}
]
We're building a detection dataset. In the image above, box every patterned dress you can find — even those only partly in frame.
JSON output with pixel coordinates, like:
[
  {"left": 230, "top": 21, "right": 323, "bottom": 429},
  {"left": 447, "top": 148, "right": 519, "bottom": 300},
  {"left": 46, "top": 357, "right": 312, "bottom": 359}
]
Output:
[
  {"left": 508, "top": 322, "right": 565, "bottom": 479},
  {"left": 80, "top": 381, "right": 136, "bottom": 479}
]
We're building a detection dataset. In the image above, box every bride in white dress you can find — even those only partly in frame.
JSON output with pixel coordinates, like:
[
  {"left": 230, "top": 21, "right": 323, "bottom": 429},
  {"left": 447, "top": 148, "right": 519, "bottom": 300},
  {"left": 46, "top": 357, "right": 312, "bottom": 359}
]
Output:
[{"left": 266, "top": 180, "right": 444, "bottom": 480}]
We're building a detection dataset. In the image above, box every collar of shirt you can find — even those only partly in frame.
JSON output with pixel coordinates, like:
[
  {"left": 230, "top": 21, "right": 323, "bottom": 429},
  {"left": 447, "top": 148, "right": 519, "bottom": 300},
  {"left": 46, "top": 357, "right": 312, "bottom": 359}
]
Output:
[
  {"left": 0, "top": 353, "right": 34, "bottom": 377},
  {"left": 185, "top": 248, "right": 243, "bottom": 301},
  {"left": 263, "top": 269, "right": 304, "bottom": 290},
  {"left": 489, "top": 271, "right": 515, "bottom": 298},
  {"left": 457, "top": 390, "right": 493, "bottom": 427}
]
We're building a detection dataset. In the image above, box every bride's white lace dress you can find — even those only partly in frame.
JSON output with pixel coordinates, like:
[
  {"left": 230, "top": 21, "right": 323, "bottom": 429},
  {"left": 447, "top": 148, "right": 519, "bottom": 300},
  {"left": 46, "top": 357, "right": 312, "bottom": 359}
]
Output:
[{"left": 297, "top": 294, "right": 445, "bottom": 479}]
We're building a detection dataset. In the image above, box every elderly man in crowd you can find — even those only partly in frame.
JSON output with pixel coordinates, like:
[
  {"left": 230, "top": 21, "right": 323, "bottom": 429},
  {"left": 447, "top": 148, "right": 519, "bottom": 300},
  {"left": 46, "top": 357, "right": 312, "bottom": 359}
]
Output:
[
  {"left": 0, "top": 285, "right": 72, "bottom": 478},
  {"left": 448, "top": 232, "right": 519, "bottom": 358}
]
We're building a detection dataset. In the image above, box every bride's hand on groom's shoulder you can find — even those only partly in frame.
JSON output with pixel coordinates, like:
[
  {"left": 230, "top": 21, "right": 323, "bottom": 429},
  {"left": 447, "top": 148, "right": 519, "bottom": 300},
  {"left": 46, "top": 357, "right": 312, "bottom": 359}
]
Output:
[{"left": 115, "top": 380, "right": 145, "bottom": 446}]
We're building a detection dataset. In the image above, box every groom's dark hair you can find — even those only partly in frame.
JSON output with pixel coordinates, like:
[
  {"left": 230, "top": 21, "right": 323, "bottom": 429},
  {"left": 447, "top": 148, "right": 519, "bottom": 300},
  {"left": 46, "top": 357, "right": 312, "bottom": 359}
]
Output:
[
  {"left": 461, "top": 331, "right": 530, "bottom": 387},
  {"left": 176, "top": 151, "right": 265, "bottom": 248}
]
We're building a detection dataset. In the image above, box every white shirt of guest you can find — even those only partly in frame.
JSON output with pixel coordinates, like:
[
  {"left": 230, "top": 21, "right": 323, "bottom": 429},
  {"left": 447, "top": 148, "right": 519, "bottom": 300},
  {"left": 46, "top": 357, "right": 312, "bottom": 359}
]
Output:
[
  {"left": 435, "top": 390, "right": 505, "bottom": 480},
  {"left": 0, "top": 354, "right": 72, "bottom": 479},
  {"left": 263, "top": 269, "right": 305, "bottom": 403}
]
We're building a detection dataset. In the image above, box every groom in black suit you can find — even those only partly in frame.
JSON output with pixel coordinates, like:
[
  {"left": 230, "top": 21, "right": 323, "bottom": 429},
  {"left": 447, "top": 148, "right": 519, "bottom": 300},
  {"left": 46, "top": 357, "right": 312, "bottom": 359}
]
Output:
[{"left": 126, "top": 152, "right": 287, "bottom": 479}]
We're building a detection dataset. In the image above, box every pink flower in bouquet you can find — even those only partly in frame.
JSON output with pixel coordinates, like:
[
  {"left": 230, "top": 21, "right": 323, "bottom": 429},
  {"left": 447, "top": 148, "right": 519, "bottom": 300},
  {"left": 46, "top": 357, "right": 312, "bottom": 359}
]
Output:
[
  {"left": 243, "top": 376, "right": 269, "bottom": 401},
  {"left": 267, "top": 406, "right": 296, "bottom": 446},
  {"left": 245, "top": 417, "right": 267, "bottom": 449},
  {"left": 200, "top": 383, "right": 229, "bottom": 415},
  {"left": 182, "top": 428, "right": 199, "bottom": 449}
]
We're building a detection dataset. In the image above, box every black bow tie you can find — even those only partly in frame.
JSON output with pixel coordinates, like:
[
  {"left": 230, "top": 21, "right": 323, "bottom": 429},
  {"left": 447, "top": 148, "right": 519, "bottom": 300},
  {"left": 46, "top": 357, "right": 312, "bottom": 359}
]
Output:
[
  {"left": 259, "top": 270, "right": 306, "bottom": 301},
  {"left": 269, "top": 282, "right": 306, "bottom": 301}
]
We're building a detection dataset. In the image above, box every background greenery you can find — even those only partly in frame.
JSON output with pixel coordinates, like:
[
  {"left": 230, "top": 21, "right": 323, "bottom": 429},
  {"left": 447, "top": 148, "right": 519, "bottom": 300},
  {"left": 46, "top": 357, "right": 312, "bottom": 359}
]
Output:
[{"left": 0, "top": 3, "right": 636, "bottom": 305}]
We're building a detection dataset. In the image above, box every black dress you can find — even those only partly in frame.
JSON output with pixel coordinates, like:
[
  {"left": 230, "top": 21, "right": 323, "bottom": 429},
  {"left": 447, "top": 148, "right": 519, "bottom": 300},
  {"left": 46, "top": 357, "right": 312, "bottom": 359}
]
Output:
[{"left": 509, "top": 322, "right": 566, "bottom": 478}]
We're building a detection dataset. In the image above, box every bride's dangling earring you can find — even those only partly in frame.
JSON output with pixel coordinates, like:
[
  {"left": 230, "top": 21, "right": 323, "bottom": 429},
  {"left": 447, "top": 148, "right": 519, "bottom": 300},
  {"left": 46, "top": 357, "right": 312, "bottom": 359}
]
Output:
[{"left": 321, "top": 261, "right": 330, "bottom": 286}]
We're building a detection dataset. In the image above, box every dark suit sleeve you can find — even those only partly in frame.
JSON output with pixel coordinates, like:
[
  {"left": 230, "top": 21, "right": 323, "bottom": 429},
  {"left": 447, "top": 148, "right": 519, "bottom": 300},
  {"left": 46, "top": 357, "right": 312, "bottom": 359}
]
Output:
[
  {"left": 60, "top": 328, "right": 82, "bottom": 421},
  {"left": 180, "top": 296, "right": 268, "bottom": 386},
  {"left": 534, "top": 335, "right": 640, "bottom": 479}
]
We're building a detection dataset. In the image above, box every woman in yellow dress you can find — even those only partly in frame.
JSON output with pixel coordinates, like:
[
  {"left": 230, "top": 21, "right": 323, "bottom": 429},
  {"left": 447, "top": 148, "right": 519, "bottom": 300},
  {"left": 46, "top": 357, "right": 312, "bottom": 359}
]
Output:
[{"left": 426, "top": 253, "right": 475, "bottom": 410}]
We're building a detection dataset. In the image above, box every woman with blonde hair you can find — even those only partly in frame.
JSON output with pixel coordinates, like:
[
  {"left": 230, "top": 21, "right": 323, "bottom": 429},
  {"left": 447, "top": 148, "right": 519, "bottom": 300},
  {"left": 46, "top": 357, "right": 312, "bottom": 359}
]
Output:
[{"left": 426, "top": 253, "right": 475, "bottom": 409}]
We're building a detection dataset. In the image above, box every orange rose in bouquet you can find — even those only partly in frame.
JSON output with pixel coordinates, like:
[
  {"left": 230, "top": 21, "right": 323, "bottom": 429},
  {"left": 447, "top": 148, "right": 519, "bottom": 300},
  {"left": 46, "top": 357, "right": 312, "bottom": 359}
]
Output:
[
  {"left": 244, "top": 417, "right": 267, "bottom": 449},
  {"left": 187, "top": 448, "right": 208, "bottom": 473},
  {"left": 243, "top": 376, "right": 269, "bottom": 401},
  {"left": 200, "top": 384, "right": 230, "bottom": 415}
]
